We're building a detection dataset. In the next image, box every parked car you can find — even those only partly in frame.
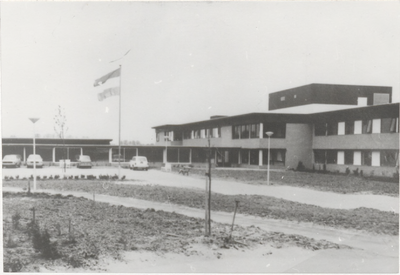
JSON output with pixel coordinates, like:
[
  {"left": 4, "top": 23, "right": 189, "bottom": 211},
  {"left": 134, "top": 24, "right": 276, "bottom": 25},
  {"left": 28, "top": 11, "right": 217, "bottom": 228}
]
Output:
[
  {"left": 129, "top": 156, "right": 149, "bottom": 171},
  {"left": 26, "top": 154, "right": 43, "bottom": 168},
  {"left": 112, "top": 154, "right": 125, "bottom": 162},
  {"left": 77, "top": 155, "right": 92, "bottom": 169},
  {"left": 2, "top": 154, "right": 22, "bottom": 168}
]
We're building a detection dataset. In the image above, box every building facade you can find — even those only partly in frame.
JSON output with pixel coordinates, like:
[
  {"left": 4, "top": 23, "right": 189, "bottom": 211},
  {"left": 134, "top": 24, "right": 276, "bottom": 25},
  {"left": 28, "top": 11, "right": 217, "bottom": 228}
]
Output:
[{"left": 153, "top": 84, "right": 399, "bottom": 176}]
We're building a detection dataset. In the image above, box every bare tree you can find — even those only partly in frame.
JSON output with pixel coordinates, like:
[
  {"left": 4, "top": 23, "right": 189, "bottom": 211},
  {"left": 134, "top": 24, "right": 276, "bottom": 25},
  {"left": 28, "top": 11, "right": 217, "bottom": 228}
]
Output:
[{"left": 54, "top": 105, "right": 68, "bottom": 172}]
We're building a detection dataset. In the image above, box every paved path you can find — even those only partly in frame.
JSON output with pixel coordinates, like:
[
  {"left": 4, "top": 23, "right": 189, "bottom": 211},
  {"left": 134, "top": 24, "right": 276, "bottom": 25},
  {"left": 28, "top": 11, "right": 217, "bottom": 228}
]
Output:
[{"left": 2, "top": 167, "right": 399, "bottom": 213}]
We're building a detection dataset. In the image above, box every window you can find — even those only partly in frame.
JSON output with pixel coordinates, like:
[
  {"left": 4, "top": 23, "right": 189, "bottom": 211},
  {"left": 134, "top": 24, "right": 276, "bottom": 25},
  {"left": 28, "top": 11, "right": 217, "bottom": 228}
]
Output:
[
  {"left": 344, "top": 150, "right": 353, "bottom": 165},
  {"left": 241, "top": 125, "right": 250, "bottom": 139},
  {"left": 173, "top": 131, "right": 182, "bottom": 141},
  {"left": 218, "top": 127, "right": 221, "bottom": 138},
  {"left": 241, "top": 149, "right": 249, "bottom": 164},
  {"left": 327, "top": 122, "right": 338, "bottom": 136},
  {"left": 183, "top": 130, "right": 191, "bottom": 140},
  {"left": 164, "top": 131, "right": 172, "bottom": 141},
  {"left": 315, "top": 123, "right": 327, "bottom": 136},
  {"left": 381, "top": 118, "right": 398, "bottom": 133},
  {"left": 232, "top": 126, "right": 240, "bottom": 139},
  {"left": 263, "top": 122, "right": 286, "bottom": 138},
  {"left": 200, "top": 129, "right": 206, "bottom": 138},
  {"left": 327, "top": 150, "right": 337, "bottom": 164},
  {"left": 362, "top": 120, "right": 372, "bottom": 134},
  {"left": 250, "top": 124, "right": 260, "bottom": 138},
  {"left": 380, "top": 150, "right": 398, "bottom": 167},
  {"left": 280, "top": 96, "right": 286, "bottom": 101},
  {"left": 314, "top": 150, "right": 326, "bottom": 164},
  {"left": 363, "top": 151, "right": 372, "bottom": 166},
  {"left": 345, "top": 121, "right": 354, "bottom": 135}
]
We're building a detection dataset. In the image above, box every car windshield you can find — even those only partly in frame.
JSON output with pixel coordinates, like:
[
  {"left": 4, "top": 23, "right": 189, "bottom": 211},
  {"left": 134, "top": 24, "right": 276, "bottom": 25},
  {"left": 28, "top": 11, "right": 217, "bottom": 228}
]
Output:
[
  {"left": 3, "top": 155, "right": 18, "bottom": 160},
  {"left": 27, "top": 155, "right": 42, "bottom": 160},
  {"left": 137, "top": 157, "right": 147, "bottom": 162},
  {"left": 80, "top": 156, "right": 91, "bottom": 161}
]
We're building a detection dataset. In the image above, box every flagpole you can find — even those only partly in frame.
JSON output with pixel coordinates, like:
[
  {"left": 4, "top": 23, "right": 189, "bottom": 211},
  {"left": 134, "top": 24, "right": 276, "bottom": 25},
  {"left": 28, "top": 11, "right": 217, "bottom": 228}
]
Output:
[{"left": 118, "top": 65, "right": 122, "bottom": 179}]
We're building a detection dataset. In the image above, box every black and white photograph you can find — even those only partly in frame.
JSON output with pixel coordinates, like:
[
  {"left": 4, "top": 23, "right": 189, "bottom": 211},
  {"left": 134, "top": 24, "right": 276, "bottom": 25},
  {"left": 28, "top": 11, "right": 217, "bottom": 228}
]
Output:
[{"left": 1, "top": 1, "right": 399, "bottom": 273}]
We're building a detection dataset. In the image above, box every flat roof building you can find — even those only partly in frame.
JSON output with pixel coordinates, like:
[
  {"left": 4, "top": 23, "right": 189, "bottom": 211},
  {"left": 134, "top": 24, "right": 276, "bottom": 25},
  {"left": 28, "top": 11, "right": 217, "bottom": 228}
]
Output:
[{"left": 152, "top": 84, "right": 399, "bottom": 176}]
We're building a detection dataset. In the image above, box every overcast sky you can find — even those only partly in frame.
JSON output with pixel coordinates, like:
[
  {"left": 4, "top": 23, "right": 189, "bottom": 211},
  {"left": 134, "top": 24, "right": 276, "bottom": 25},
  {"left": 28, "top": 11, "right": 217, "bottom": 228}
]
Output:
[{"left": 2, "top": 1, "right": 399, "bottom": 144}]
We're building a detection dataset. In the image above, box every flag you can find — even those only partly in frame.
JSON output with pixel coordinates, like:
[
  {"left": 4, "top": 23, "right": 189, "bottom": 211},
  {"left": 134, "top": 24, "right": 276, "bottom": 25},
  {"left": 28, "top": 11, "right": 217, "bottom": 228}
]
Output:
[
  {"left": 94, "top": 68, "right": 120, "bottom": 87},
  {"left": 98, "top": 87, "right": 120, "bottom": 101}
]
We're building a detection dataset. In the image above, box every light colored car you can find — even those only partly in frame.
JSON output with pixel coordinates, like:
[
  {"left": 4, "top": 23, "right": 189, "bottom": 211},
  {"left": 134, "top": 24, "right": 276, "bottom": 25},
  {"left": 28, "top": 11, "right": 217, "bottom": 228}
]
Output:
[
  {"left": 2, "top": 154, "right": 22, "bottom": 168},
  {"left": 26, "top": 154, "right": 43, "bottom": 168},
  {"left": 129, "top": 156, "right": 149, "bottom": 170},
  {"left": 77, "top": 155, "right": 92, "bottom": 169}
]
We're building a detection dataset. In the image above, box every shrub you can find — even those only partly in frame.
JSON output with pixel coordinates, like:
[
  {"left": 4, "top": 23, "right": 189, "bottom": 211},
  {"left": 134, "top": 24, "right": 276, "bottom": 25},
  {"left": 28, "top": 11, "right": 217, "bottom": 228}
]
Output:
[
  {"left": 29, "top": 222, "right": 60, "bottom": 259},
  {"left": 296, "top": 161, "right": 305, "bottom": 171},
  {"left": 12, "top": 212, "right": 21, "bottom": 229}
]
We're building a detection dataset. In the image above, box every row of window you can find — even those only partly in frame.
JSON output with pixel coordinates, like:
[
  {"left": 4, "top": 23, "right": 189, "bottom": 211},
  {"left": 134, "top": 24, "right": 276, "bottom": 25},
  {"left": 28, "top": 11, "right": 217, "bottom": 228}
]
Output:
[
  {"left": 187, "top": 128, "right": 222, "bottom": 140},
  {"left": 314, "top": 149, "right": 398, "bottom": 167},
  {"left": 158, "top": 128, "right": 222, "bottom": 142},
  {"left": 239, "top": 149, "right": 286, "bottom": 165},
  {"left": 315, "top": 118, "right": 399, "bottom": 136},
  {"left": 159, "top": 117, "right": 398, "bottom": 142},
  {"left": 232, "top": 122, "right": 286, "bottom": 139}
]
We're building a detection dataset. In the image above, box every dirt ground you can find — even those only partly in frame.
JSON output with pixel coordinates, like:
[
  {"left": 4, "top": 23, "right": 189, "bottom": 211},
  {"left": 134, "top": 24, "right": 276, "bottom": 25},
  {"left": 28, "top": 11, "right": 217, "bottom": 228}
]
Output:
[
  {"left": 2, "top": 167, "right": 399, "bottom": 272},
  {"left": 3, "top": 185, "right": 398, "bottom": 273}
]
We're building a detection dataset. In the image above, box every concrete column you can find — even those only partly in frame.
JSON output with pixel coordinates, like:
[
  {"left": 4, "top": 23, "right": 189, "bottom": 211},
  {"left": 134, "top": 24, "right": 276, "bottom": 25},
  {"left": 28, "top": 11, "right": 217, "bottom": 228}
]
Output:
[
  {"left": 23, "top": 147, "right": 26, "bottom": 162},
  {"left": 259, "top": 149, "right": 263, "bottom": 166},
  {"left": 80, "top": 148, "right": 83, "bottom": 155},
  {"left": 52, "top": 148, "right": 56, "bottom": 163},
  {"left": 136, "top": 148, "right": 138, "bottom": 156},
  {"left": 109, "top": 148, "right": 112, "bottom": 163},
  {"left": 238, "top": 150, "right": 241, "bottom": 164},
  {"left": 189, "top": 148, "right": 192, "bottom": 163},
  {"left": 163, "top": 148, "right": 167, "bottom": 163},
  {"left": 259, "top": 122, "right": 263, "bottom": 138},
  {"left": 178, "top": 148, "right": 180, "bottom": 163},
  {"left": 248, "top": 150, "right": 251, "bottom": 165}
]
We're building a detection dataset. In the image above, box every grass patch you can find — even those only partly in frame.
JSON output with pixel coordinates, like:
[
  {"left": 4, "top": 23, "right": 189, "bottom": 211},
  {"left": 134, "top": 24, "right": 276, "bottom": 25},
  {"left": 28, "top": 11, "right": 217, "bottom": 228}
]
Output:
[{"left": 179, "top": 168, "right": 399, "bottom": 196}]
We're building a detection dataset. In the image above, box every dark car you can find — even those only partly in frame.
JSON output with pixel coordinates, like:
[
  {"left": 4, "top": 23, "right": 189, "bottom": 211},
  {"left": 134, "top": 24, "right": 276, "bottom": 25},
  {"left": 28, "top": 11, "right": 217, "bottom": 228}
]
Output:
[
  {"left": 112, "top": 154, "right": 125, "bottom": 162},
  {"left": 77, "top": 155, "right": 92, "bottom": 169}
]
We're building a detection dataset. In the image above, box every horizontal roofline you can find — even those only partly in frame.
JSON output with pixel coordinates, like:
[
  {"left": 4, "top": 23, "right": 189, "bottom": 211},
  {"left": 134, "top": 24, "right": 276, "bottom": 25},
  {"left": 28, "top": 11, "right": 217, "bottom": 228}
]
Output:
[{"left": 152, "top": 102, "right": 399, "bottom": 129}]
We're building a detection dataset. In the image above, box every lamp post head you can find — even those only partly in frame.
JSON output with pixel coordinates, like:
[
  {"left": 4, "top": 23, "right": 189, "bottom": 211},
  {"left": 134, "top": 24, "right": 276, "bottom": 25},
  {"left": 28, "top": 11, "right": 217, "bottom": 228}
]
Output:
[
  {"left": 29, "top": 118, "right": 40, "bottom": 124},
  {"left": 266, "top": 131, "right": 274, "bottom": 137}
]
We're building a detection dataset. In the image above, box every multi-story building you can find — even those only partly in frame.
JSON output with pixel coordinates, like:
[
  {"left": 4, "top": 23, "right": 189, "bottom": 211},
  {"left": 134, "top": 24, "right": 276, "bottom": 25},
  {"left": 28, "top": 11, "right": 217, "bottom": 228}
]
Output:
[{"left": 153, "top": 84, "right": 399, "bottom": 176}]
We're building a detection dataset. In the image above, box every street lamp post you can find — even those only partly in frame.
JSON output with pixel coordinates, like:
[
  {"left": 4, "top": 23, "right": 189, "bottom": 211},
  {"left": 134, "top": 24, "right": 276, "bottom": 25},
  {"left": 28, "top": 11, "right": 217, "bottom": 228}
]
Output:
[
  {"left": 266, "top": 131, "right": 274, "bottom": 185},
  {"left": 164, "top": 134, "right": 169, "bottom": 164},
  {"left": 29, "top": 118, "right": 40, "bottom": 191}
]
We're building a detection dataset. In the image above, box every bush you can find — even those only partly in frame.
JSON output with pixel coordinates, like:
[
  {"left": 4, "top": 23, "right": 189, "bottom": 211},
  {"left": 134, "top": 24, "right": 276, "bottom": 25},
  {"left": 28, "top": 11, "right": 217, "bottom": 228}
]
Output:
[
  {"left": 12, "top": 212, "right": 21, "bottom": 229},
  {"left": 30, "top": 222, "right": 60, "bottom": 259},
  {"left": 296, "top": 161, "right": 305, "bottom": 171}
]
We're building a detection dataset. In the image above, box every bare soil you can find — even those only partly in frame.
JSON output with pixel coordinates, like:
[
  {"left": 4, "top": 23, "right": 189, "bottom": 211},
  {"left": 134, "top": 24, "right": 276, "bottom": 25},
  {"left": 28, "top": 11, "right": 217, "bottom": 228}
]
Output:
[
  {"left": 3, "top": 191, "right": 350, "bottom": 272},
  {"left": 4, "top": 180, "right": 398, "bottom": 235}
]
